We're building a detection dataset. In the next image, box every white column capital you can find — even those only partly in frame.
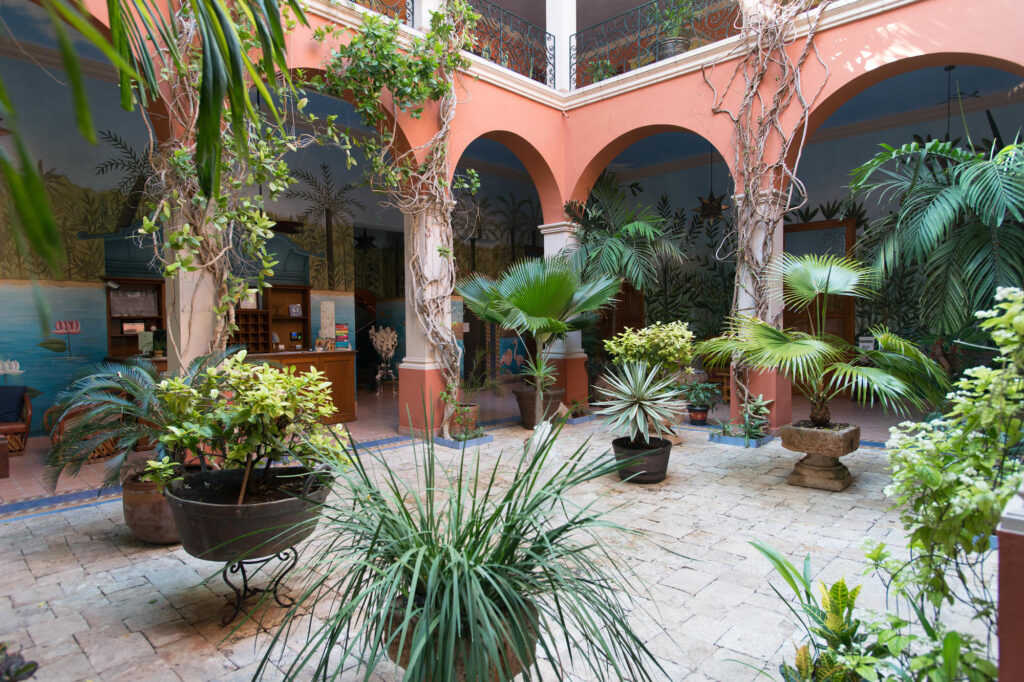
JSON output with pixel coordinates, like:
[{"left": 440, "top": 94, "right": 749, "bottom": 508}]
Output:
[
  {"left": 540, "top": 221, "right": 578, "bottom": 255},
  {"left": 999, "top": 486, "right": 1024, "bottom": 536},
  {"left": 413, "top": 0, "right": 442, "bottom": 30}
]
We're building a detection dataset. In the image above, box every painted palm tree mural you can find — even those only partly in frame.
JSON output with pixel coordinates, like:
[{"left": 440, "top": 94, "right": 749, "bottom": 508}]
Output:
[
  {"left": 286, "top": 163, "right": 363, "bottom": 290},
  {"left": 95, "top": 130, "right": 153, "bottom": 230}
]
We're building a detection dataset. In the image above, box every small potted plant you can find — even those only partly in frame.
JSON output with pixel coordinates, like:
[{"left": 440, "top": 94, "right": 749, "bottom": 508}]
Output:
[
  {"left": 708, "top": 394, "right": 773, "bottom": 448},
  {"left": 442, "top": 350, "right": 507, "bottom": 440},
  {"left": 655, "top": 0, "right": 697, "bottom": 61},
  {"left": 699, "top": 254, "right": 948, "bottom": 490},
  {"left": 679, "top": 381, "right": 721, "bottom": 425},
  {"left": 586, "top": 58, "right": 618, "bottom": 83},
  {"left": 595, "top": 361, "right": 685, "bottom": 483},
  {"left": 457, "top": 258, "right": 619, "bottom": 430}
]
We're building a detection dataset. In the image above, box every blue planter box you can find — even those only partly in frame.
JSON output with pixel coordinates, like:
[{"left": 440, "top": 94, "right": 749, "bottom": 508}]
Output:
[
  {"left": 566, "top": 414, "right": 596, "bottom": 425},
  {"left": 708, "top": 433, "right": 774, "bottom": 448},
  {"left": 434, "top": 434, "right": 495, "bottom": 450}
]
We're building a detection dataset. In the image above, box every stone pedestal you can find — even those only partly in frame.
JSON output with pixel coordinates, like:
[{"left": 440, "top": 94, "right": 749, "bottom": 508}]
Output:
[{"left": 781, "top": 422, "right": 860, "bottom": 492}]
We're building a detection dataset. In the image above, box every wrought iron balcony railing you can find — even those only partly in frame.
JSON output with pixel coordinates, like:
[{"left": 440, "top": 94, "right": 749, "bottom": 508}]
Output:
[
  {"left": 350, "top": 0, "right": 413, "bottom": 24},
  {"left": 570, "top": 0, "right": 740, "bottom": 89},
  {"left": 466, "top": 0, "right": 555, "bottom": 87}
]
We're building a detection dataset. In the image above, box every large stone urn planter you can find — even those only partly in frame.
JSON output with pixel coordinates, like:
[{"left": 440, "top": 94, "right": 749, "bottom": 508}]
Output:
[
  {"left": 122, "top": 474, "right": 179, "bottom": 545},
  {"left": 780, "top": 422, "right": 861, "bottom": 491},
  {"left": 512, "top": 386, "right": 565, "bottom": 430}
]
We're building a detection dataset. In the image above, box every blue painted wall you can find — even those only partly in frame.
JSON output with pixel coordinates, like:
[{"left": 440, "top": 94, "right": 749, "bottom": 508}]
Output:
[{"left": 0, "top": 282, "right": 109, "bottom": 433}]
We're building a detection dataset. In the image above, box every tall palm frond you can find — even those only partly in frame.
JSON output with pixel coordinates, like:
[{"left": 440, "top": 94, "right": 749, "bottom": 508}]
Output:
[{"left": 851, "top": 139, "right": 1024, "bottom": 335}]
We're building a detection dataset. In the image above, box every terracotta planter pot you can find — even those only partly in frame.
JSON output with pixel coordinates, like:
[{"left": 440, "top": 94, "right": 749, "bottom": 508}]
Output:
[
  {"left": 122, "top": 474, "right": 179, "bottom": 545},
  {"left": 450, "top": 403, "right": 480, "bottom": 437},
  {"left": 512, "top": 386, "right": 566, "bottom": 430},
  {"left": 611, "top": 436, "right": 672, "bottom": 484},
  {"left": 687, "top": 406, "right": 709, "bottom": 426},
  {"left": 780, "top": 421, "right": 861, "bottom": 492},
  {"left": 165, "top": 467, "right": 329, "bottom": 562},
  {"left": 384, "top": 599, "right": 538, "bottom": 681}
]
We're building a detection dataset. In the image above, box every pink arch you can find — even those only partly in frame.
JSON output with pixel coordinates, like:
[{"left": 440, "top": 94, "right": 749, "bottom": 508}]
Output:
[
  {"left": 569, "top": 124, "right": 734, "bottom": 203},
  {"left": 450, "top": 130, "right": 564, "bottom": 225}
]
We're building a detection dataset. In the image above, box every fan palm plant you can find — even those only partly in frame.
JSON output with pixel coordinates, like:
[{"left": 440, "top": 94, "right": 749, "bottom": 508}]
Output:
[
  {"left": 45, "top": 349, "right": 238, "bottom": 488},
  {"left": 850, "top": 139, "right": 1024, "bottom": 335},
  {"left": 457, "top": 257, "right": 620, "bottom": 426},
  {"left": 254, "top": 422, "right": 663, "bottom": 681},
  {"left": 285, "top": 162, "right": 363, "bottom": 289},
  {"left": 564, "top": 172, "right": 687, "bottom": 296},
  {"left": 698, "top": 254, "right": 949, "bottom": 427}
]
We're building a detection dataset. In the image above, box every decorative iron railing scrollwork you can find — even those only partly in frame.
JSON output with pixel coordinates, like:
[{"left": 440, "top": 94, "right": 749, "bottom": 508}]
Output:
[
  {"left": 349, "top": 0, "right": 414, "bottom": 25},
  {"left": 570, "top": 0, "right": 739, "bottom": 89},
  {"left": 465, "top": 0, "right": 555, "bottom": 87}
]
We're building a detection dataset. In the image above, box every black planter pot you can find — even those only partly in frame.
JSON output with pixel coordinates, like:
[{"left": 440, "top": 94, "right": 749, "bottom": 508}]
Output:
[
  {"left": 656, "top": 36, "right": 691, "bottom": 61},
  {"left": 512, "top": 386, "right": 566, "bottom": 430},
  {"left": 611, "top": 436, "right": 672, "bottom": 484},
  {"left": 687, "top": 405, "right": 709, "bottom": 426},
  {"left": 165, "top": 467, "right": 329, "bottom": 562}
]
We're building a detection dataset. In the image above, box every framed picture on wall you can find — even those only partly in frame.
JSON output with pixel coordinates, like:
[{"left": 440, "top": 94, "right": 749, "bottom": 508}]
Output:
[
  {"left": 121, "top": 321, "right": 145, "bottom": 336},
  {"left": 110, "top": 286, "right": 159, "bottom": 317},
  {"left": 288, "top": 304, "right": 303, "bottom": 317}
]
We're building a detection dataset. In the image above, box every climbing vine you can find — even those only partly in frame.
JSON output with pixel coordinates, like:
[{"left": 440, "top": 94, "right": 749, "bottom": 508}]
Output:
[
  {"left": 702, "top": 0, "right": 833, "bottom": 406},
  {"left": 312, "top": 1, "right": 479, "bottom": 431}
]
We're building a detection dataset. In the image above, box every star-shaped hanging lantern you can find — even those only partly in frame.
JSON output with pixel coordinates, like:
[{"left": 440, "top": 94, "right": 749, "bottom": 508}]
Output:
[
  {"left": 355, "top": 229, "right": 376, "bottom": 251},
  {"left": 695, "top": 191, "right": 730, "bottom": 224}
]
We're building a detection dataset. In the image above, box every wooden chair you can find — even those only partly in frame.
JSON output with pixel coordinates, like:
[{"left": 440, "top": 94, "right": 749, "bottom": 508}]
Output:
[
  {"left": 0, "top": 392, "right": 31, "bottom": 455},
  {"left": 43, "top": 405, "right": 117, "bottom": 463},
  {"left": 706, "top": 366, "right": 732, "bottom": 406}
]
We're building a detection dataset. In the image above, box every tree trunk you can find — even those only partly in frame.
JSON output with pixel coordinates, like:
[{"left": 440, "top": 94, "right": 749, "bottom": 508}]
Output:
[
  {"left": 809, "top": 398, "right": 830, "bottom": 427},
  {"left": 325, "top": 208, "right": 335, "bottom": 289},
  {"left": 534, "top": 339, "right": 544, "bottom": 427}
]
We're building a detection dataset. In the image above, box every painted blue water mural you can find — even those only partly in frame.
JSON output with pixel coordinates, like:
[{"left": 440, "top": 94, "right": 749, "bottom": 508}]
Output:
[{"left": 0, "top": 283, "right": 108, "bottom": 433}]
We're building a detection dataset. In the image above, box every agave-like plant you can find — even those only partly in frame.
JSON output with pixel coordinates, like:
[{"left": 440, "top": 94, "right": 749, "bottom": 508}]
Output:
[
  {"left": 45, "top": 349, "right": 239, "bottom": 488},
  {"left": 253, "top": 422, "right": 663, "bottom": 681},
  {"left": 457, "top": 257, "right": 620, "bottom": 426},
  {"left": 699, "top": 253, "right": 949, "bottom": 427},
  {"left": 595, "top": 361, "right": 685, "bottom": 447}
]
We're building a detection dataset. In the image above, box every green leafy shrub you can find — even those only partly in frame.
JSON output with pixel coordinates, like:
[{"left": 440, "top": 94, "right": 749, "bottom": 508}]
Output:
[{"left": 605, "top": 321, "right": 695, "bottom": 374}]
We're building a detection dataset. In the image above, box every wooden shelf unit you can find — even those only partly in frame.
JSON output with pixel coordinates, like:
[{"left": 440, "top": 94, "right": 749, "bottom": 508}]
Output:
[
  {"left": 104, "top": 277, "right": 166, "bottom": 359},
  {"left": 229, "top": 285, "right": 311, "bottom": 353}
]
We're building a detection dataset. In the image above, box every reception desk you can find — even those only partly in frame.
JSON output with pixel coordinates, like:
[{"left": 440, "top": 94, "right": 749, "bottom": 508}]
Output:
[{"left": 110, "top": 349, "right": 356, "bottom": 424}]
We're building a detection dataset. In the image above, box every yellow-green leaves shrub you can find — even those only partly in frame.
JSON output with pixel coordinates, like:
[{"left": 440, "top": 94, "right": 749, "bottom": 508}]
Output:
[{"left": 604, "top": 321, "right": 695, "bottom": 373}]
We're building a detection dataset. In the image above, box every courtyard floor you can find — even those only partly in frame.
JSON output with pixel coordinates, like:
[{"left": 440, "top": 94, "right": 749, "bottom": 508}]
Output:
[{"left": 0, "top": 419, "right": 983, "bottom": 681}]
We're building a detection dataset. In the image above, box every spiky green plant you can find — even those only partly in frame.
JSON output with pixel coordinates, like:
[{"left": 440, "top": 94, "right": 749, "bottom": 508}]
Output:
[
  {"left": 595, "top": 361, "right": 684, "bottom": 447},
  {"left": 699, "top": 253, "right": 948, "bottom": 426},
  {"left": 253, "top": 422, "right": 663, "bottom": 681},
  {"left": 457, "top": 257, "right": 619, "bottom": 426}
]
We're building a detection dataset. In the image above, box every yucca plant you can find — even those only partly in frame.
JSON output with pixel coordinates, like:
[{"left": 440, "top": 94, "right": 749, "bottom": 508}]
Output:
[
  {"left": 699, "top": 253, "right": 948, "bottom": 426},
  {"left": 595, "top": 361, "right": 685, "bottom": 447},
  {"left": 457, "top": 257, "right": 620, "bottom": 426},
  {"left": 45, "top": 349, "right": 238, "bottom": 488},
  {"left": 254, "top": 422, "right": 663, "bottom": 681}
]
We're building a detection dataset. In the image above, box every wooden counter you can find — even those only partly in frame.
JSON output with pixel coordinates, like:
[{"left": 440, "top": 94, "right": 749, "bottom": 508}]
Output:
[
  {"left": 249, "top": 350, "right": 356, "bottom": 424},
  {"left": 108, "top": 349, "right": 356, "bottom": 424}
]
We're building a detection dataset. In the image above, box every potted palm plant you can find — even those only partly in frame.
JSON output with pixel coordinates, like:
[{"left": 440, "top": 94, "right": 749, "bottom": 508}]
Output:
[
  {"left": 457, "top": 257, "right": 619, "bottom": 430},
  {"left": 680, "top": 381, "right": 721, "bottom": 425},
  {"left": 699, "top": 254, "right": 948, "bottom": 490},
  {"left": 595, "top": 361, "right": 685, "bottom": 483},
  {"left": 655, "top": 0, "right": 698, "bottom": 61},
  {"left": 46, "top": 352, "right": 231, "bottom": 544},
  {"left": 251, "top": 422, "right": 664, "bottom": 681}
]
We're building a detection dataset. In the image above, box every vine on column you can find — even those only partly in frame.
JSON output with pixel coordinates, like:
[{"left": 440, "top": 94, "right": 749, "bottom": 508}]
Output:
[{"left": 314, "top": 2, "right": 479, "bottom": 434}]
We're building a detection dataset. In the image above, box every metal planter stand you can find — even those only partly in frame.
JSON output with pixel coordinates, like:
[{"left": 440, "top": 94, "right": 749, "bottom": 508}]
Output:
[{"left": 221, "top": 547, "right": 300, "bottom": 625}]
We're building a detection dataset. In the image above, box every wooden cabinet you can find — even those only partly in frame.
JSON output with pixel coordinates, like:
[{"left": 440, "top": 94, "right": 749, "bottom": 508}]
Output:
[
  {"left": 250, "top": 350, "right": 356, "bottom": 424},
  {"left": 104, "top": 277, "right": 166, "bottom": 359},
  {"left": 230, "top": 285, "right": 311, "bottom": 353}
]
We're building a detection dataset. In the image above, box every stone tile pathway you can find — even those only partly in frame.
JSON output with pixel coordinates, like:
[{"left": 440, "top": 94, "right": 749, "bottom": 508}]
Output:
[{"left": 0, "top": 420, "right": 984, "bottom": 681}]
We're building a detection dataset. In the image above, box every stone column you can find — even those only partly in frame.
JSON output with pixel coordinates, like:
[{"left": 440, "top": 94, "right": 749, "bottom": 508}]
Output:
[
  {"left": 545, "top": 0, "right": 576, "bottom": 91},
  {"left": 165, "top": 269, "right": 218, "bottom": 375},
  {"left": 397, "top": 211, "right": 451, "bottom": 434},
  {"left": 728, "top": 189, "right": 792, "bottom": 429},
  {"left": 540, "top": 221, "right": 589, "bottom": 409},
  {"left": 413, "top": 0, "right": 442, "bottom": 30},
  {"left": 998, "top": 486, "right": 1024, "bottom": 680}
]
